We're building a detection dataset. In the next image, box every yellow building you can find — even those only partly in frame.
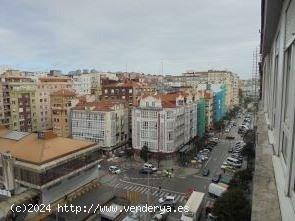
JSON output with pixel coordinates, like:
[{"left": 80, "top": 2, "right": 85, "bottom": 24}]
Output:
[
  {"left": 37, "top": 76, "right": 73, "bottom": 131},
  {"left": 50, "top": 89, "right": 76, "bottom": 137}
]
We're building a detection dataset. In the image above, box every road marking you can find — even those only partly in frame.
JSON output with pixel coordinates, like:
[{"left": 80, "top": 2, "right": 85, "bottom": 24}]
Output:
[
  {"left": 120, "top": 179, "right": 185, "bottom": 195},
  {"left": 138, "top": 186, "right": 145, "bottom": 192},
  {"left": 175, "top": 195, "right": 181, "bottom": 202},
  {"left": 180, "top": 196, "right": 185, "bottom": 202},
  {"left": 141, "top": 188, "right": 148, "bottom": 194}
]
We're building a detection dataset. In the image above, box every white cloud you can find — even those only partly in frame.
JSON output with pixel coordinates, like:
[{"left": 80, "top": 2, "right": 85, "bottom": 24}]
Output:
[{"left": 0, "top": 0, "right": 260, "bottom": 78}]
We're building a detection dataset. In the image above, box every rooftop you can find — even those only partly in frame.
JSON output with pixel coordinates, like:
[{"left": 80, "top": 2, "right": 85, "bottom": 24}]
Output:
[
  {"left": 0, "top": 129, "right": 95, "bottom": 165},
  {"left": 50, "top": 89, "right": 76, "bottom": 97},
  {"left": 73, "top": 101, "right": 125, "bottom": 111}
]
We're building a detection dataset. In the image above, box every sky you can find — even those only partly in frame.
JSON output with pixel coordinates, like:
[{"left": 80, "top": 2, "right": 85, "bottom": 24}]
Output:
[{"left": 0, "top": 0, "right": 260, "bottom": 79}]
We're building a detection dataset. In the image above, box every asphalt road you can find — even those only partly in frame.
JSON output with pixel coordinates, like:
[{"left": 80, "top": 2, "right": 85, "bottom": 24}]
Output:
[{"left": 56, "top": 115, "right": 246, "bottom": 221}]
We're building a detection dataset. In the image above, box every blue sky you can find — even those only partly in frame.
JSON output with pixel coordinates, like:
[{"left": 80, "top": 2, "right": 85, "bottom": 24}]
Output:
[{"left": 0, "top": 0, "right": 260, "bottom": 78}]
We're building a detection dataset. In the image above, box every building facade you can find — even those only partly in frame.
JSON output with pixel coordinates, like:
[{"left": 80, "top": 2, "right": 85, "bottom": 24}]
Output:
[
  {"left": 36, "top": 76, "right": 73, "bottom": 131},
  {"left": 72, "top": 73, "right": 101, "bottom": 95},
  {"left": 0, "top": 129, "right": 101, "bottom": 205},
  {"left": 71, "top": 101, "right": 128, "bottom": 150},
  {"left": 132, "top": 92, "right": 197, "bottom": 154},
  {"left": 259, "top": 0, "right": 295, "bottom": 220},
  {"left": 50, "top": 89, "right": 76, "bottom": 137},
  {"left": 0, "top": 73, "right": 38, "bottom": 132},
  {"left": 212, "top": 84, "right": 227, "bottom": 123}
]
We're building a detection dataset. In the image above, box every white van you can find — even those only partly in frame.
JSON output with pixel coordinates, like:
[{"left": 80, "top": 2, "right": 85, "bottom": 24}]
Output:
[
  {"left": 208, "top": 183, "right": 227, "bottom": 198},
  {"left": 181, "top": 191, "right": 205, "bottom": 221}
]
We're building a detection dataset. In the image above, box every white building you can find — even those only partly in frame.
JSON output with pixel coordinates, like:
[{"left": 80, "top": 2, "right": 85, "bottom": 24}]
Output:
[
  {"left": 259, "top": 0, "right": 295, "bottom": 220},
  {"left": 71, "top": 101, "right": 129, "bottom": 150},
  {"left": 132, "top": 92, "right": 197, "bottom": 154},
  {"left": 73, "top": 73, "right": 101, "bottom": 95}
]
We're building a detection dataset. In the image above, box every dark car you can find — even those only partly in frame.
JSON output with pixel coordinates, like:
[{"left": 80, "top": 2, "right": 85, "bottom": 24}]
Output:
[
  {"left": 202, "top": 168, "right": 210, "bottom": 176},
  {"left": 212, "top": 174, "right": 221, "bottom": 183},
  {"left": 139, "top": 168, "right": 154, "bottom": 174},
  {"left": 208, "top": 141, "right": 218, "bottom": 146}
]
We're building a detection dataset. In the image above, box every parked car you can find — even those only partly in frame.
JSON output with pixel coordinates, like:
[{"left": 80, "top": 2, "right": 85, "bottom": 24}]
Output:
[
  {"left": 212, "top": 173, "right": 221, "bottom": 183},
  {"left": 208, "top": 141, "right": 218, "bottom": 146},
  {"left": 225, "top": 128, "right": 230, "bottom": 133},
  {"left": 202, "top": 168, "right": 210, "bottom": 176},
  {"left": 109, "top": 166, "right": 121, "bottom": 174},
  {"left": 143, "top": 163, "right": 157, "bottom": 171},
  {"left": 158, "top": 195, "right": 176, "bottom": 204},
  {"left": 139, "top": 168, "right": 154, "bottom": 174},
  {"left": 209, "top": 137, "right": 219, "bottom": 142}
]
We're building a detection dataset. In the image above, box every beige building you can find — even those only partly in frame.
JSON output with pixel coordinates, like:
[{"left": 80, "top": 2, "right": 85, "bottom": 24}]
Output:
[
  {"left": 0, "top": 128, "right": 101, "bottom": 207},
  {"left": 0, "top": 71, "right": 38, "bottom": 132},
  {"left": 50, "top": 89, "right": 76, "bottom": 137},
  {"left": 71, "top": 101, "right": 128, "bottom": 151},
  {"left": 36, "top": 76, "right": 73, "bottom": 131}
]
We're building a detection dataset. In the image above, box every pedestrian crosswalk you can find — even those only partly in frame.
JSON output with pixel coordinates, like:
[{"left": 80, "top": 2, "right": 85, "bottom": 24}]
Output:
[{"left": 109, "top": 181, "right": 186, "bottom": 204}]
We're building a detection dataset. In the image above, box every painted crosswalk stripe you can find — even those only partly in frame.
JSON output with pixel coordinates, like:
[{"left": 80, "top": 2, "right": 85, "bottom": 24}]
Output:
[
  {"left": 152, "top": 190, "right": 158, "bottom": 196},
  {"left": 180, "top": 196, "right": 185, "bottom": 202},
  {"left": 159, "top": 192, "right": 165, "bottom": 197},
  {"left": 138, "top": 186, "right": 145, "bottom": 192},
  {"left": 129, "top": 186, "right": 137, "bottom": 191},
  {"left": 175, "top": 195, "right": 181, "bottom": 202},
  {"left": 141, "top": 188, "right": 148, "bottom": 194},
  {"left": 133, "top": 186, "right": 141, "bottom": 192},
  {"left": 127, "top": 185, "right": 134, "bottom": 190}
]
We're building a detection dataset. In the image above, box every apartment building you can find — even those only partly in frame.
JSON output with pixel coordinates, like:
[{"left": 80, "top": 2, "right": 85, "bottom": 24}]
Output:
[
  {"left": 71, "top": 101, "right": 128, "bottom": 151},
  {"left": 50, "top": 89, "right": 77, "bottom": 137},
  {"left": 101, "top": 79, "right": 155, "bottom": 138},
  {"left": 211, "top": 84, "right": 227, "bottom": 123},
  {"left": 0, "top": 72, "right": 38, "bottom": 132},
  {"left": 164, "top": 70, "right": 239, "bottom": 108},
  {"left": 0, "top": 128, "right": 101, "bottom": 205},
  {"left": 72, "top": 73, "right": 100, "bottom": 95},
  {"left": 132, "top": 92, "right": 197, "bottom": 155},
  {"left": 36, "top": 76, "right": 73, "bottom": 131},
  {"left": 256, "top": 0, "right": 295, "bottom": 220}
]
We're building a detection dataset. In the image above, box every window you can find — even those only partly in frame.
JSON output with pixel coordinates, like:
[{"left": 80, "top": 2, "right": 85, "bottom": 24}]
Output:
[
  {"left": 141, "top": 111, "right": 148, "bottom": 118},
  {"left": 282, "top": 132, "right": 288, "bottom": 162},
  {"left": 142, "top": 121, "right": 148, "bottom": 129},
  {"left": 151, "top": 101, "right": 155, "bottom": 107},
  {"left": 283, "top": 45, "right": 293, "bottom": 126}
]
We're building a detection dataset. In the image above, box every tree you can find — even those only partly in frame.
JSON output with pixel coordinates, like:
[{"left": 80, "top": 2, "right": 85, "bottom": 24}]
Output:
[
  {"left": 214, "top": 120, "right": 225, "bottom": 131},
  {"left": 243, "top": 129, "right": 255, "bottom": 145},
  {"left": 229, "top": 169, "right": 253, "bottom": 191},
  {"left": 212, "top": 188, "right": 251, "bottom": 221},
  {"left": 140, "top": 145, "right": 149, "bottom": 162}
]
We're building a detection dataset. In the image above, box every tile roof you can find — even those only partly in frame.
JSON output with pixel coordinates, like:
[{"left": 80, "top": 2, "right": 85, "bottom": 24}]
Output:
[
  {"left": 72, "top": 101, "right": 124, "bottom": 111},
  {"left": 51, "top": 89, "right": 76, "bottom": 97},
  {"left": 0, "top": 129, "right": 95, "bottom": 165},
  {"left": 140, "top": 91, "right": 187, "bottom": 108},
  {"left": 103, "top": 80, "right": 148, "bottom": 88}
]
